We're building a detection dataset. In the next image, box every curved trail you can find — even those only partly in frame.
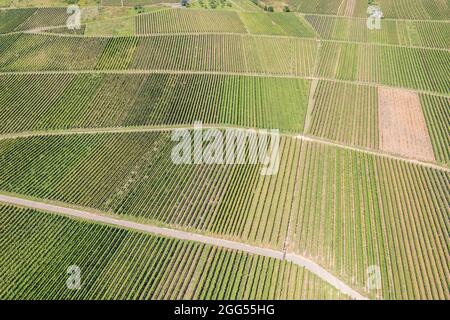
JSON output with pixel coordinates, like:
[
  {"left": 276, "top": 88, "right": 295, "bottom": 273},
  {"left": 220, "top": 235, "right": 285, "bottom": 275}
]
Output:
[
  {"left": 0, "top": 193, "right": 368, "bottom": 300},
  {"left": 0, "top": 125, "right": 447, "bottom": 172}
]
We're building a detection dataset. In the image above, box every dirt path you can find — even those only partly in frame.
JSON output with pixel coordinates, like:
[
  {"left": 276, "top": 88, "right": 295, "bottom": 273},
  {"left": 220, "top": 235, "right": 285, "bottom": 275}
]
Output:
[{"left": 0, "top": 193, "right": 368, "bottom": 300}]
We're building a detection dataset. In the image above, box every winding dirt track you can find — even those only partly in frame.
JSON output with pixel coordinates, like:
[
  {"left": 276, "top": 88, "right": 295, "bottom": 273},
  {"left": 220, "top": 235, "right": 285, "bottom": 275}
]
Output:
[{"left": 0, "top": 193, "right": 368, "bottom": 300}]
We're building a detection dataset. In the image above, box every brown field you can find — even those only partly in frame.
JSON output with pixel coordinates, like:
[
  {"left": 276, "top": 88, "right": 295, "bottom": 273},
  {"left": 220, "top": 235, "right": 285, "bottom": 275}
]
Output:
[{"left": 378, "top": 87, "right": 435, "bottom": 162}]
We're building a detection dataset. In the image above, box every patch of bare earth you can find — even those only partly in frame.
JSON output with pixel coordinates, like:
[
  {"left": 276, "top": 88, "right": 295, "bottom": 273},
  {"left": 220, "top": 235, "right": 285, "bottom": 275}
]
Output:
[
  {"left": 344, "top": 0, "right": 356, "bottom": 17},
  {"left": 378, "top": 87, "right": 435, "bottom": 162}
]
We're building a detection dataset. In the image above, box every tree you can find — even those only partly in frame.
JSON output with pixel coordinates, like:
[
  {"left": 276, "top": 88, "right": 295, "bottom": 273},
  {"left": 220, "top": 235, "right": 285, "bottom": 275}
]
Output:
[{"left": 283, "top": 5, "right": 290, "bottom": 12}]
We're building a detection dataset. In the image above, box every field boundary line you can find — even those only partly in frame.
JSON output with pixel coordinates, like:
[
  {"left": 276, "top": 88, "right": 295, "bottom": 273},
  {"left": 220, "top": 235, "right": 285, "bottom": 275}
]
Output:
[
  {"left": 5, "top": 29, "right": 448, "bottom": 51},
  {"left": 0, "top": 124, "right": 448, "bottom": 172},
  {"left": 0, "top": 193, "right": 368, "bottom": 300},
  {"left": 0, "top": 70, "right": 448, "bottom": 98}
]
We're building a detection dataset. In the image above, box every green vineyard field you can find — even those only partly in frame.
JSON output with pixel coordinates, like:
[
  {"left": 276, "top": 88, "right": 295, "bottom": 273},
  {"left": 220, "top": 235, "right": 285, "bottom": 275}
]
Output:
[
  {"left": 0, "top": 132, "right": 447, "bottom": 299},
  {"left": 0, "top": 204, "right": 347, "bottom": 299},
  {"left": 316, "top": 41, "right": 450, "bottom": 93},
  {"left": 420, "top": 94, "right": 450, "bottom": 165},
  {"left": 288, "top": 0, "right": 343, "bottom": 15},
  {"left": 305, "top": 15, "right": 450, "bottom": 48},
  {"left": 0, "top": 0, "right": 449, "bottom": 302},
  {"left": 290, "top": 0, "right": 449, "bottom": 20},
  {"left": 238, "top": 12, "right": 317, "bottom": 37},
  {"left": 289, "top": 140, "right": 449, "bottom": 299},
  {"left": 0, "top": 33, "right": 318, "bottom": 75},
  {"left": 0, "top": 72, "right": 309, "bottom": 133},
  {"left": 306, "top": 80, "right": 449, "bottom": 166},
  {"left": 306, "top": 80, "right": 379, "bottom": 149},
  {"left": 13, "top": 7, "right": 69, "bottom": 31},
  {"left": 0, "top": 8, "right": 70, "bottom": 33},
  {"left": 136, "top": 9, "right": 247, "bottom": 35},
  {"left": 0, "top": 8, "right": 36, "bottom": 34},
  {"left": 364, "top": 0, "right": 449, "bottom": 20}
]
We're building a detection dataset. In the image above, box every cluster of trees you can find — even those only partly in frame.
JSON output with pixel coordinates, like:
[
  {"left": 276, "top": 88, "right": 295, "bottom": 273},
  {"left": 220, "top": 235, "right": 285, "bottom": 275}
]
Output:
[
  {"left": 134, "top": 5, "right": 145, "bottom": 13},
  {"left": 249, "top": 0, "right": 289, "bottom": 12},
  {"left": 65, "top": 0, "right": 101, "bottom": 5},
  {"left": 196, "top": 0, "right": 231, "bottom": 9}
]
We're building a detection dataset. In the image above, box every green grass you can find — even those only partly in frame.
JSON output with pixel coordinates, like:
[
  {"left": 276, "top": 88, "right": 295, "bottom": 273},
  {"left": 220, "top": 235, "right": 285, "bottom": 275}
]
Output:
[
  {"left": 239, "top": 12, "right": 287, "bottom": 35},
  {"left": 0, "top": 204, "right": 347, "bottom": 299},
  {"left": 85, "top": 16, "right": 135, "bottom": 36},
  {"left": 238, "top": 12, "right": 317, "bottom": 37},
  {"left": 228, "top": 0, "right": 262, "bottom": 12}
]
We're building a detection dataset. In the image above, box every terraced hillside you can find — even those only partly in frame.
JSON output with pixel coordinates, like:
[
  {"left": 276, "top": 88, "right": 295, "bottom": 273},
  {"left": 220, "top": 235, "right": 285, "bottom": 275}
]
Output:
[
  {"left": 305, "top": 15, "right": 450, "bottom": 48},
  {"left": 0, "top": 1, "right": 448, "bottom": 301},
  {"left": 0, "top": 33, "right": 318, "bottom": 75},
  {"left": 289, "top": 0, "right": 449, "bottom": 20},
  {"left": 0, "top": 132, "right": 448, "bottom": 299},
  {"left": 0, "top": 73, "right": 309, "bottom": 133}
]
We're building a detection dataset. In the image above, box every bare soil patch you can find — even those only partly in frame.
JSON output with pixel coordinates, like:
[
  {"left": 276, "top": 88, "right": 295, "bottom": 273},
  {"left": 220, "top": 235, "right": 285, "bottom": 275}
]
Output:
[{"left": 378, "top": 87, "right": 435, "bottom": 162}]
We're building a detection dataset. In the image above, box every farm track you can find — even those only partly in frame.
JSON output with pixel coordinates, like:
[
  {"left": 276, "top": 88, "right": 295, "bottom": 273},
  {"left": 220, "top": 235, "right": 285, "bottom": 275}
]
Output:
[
  {"left": 0, "top": 70, "right": 448, "bottom": 98},
  {"left": 0, "top": 124, "right": 448, "bottom": 173},
  {"left": 0, "top": 193, "right": 368, "bottom": 300}
]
